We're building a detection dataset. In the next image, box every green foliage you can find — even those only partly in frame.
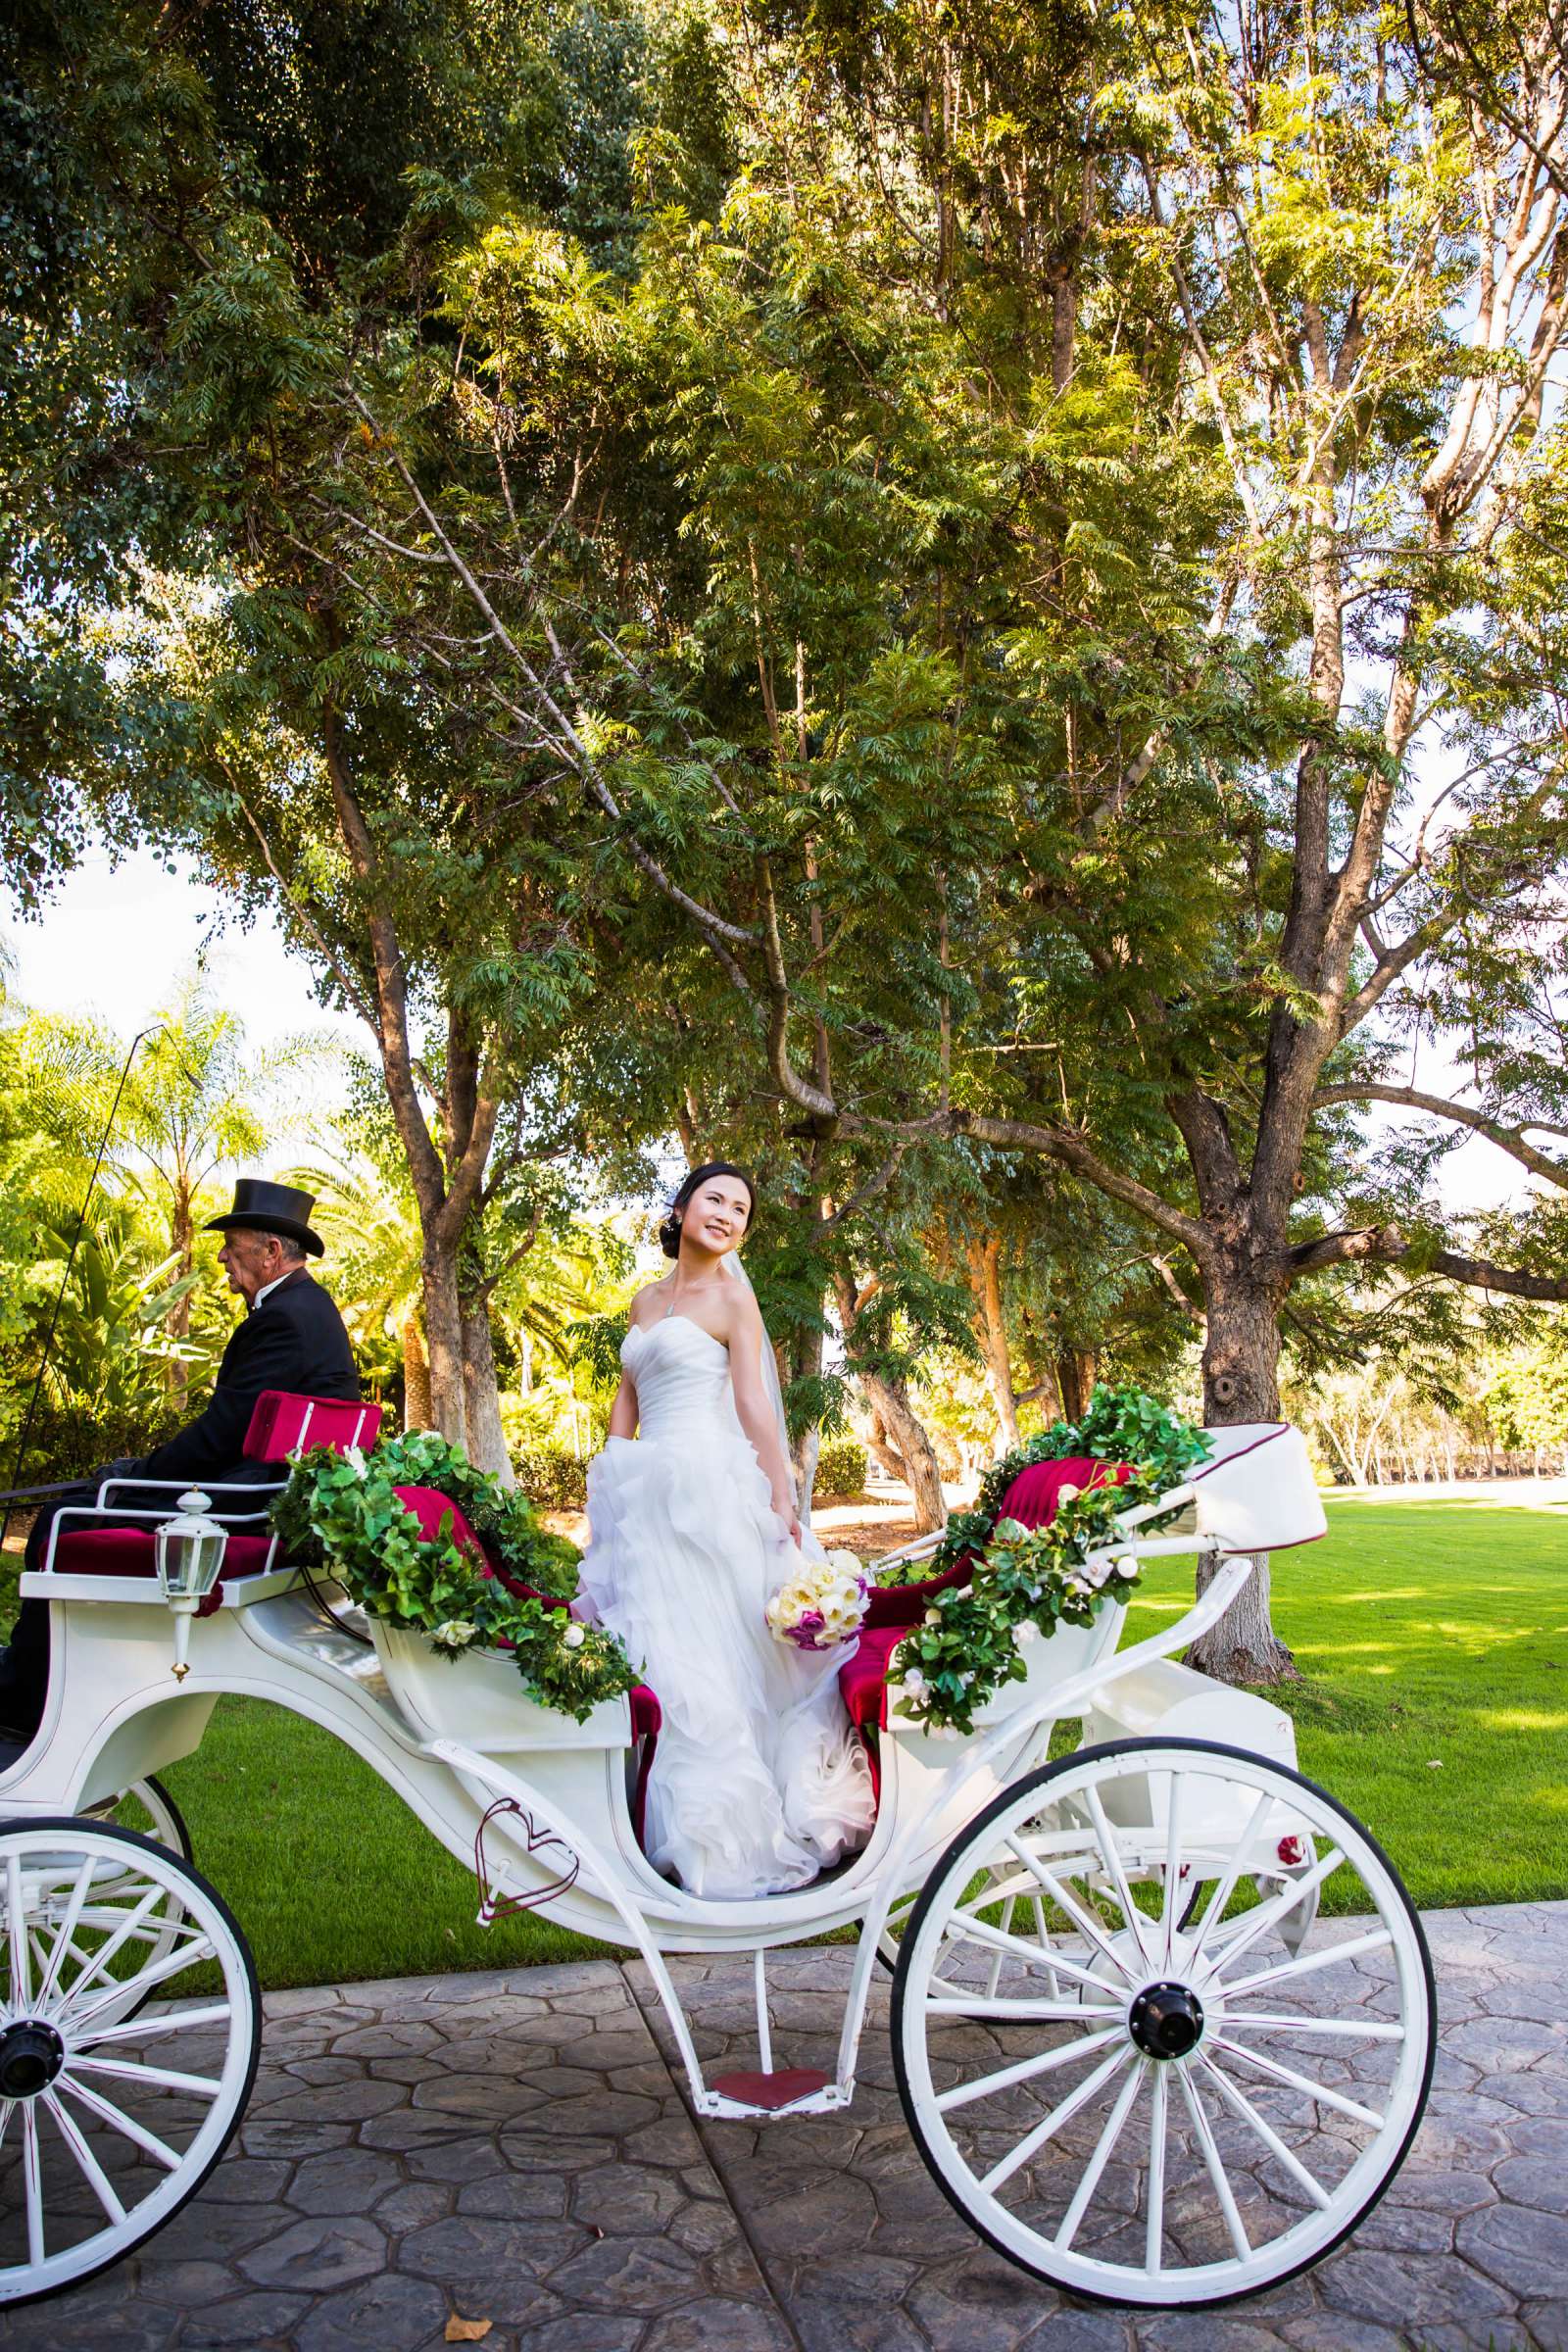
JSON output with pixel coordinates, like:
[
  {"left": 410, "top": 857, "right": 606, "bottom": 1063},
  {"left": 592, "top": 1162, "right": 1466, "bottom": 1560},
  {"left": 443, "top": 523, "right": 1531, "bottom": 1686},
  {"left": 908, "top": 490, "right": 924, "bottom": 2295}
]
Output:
[
  {"left": 814, "top": 1434, "right": 867, "bottom": 1496},
  {"left": 892, "top": 1387, "right": 1210, "bottom": 1736},
  {"left": 271, "top": 1428, "right": 635, "bottom": 1721}
]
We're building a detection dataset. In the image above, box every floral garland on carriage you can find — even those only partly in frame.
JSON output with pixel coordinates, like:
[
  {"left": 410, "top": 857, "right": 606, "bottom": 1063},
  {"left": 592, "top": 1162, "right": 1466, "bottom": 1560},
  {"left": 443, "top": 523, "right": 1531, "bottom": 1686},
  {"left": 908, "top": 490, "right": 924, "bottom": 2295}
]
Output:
[
  {"left": 886, "top": 1387, "right": 1210, "bottom": 1737},
  {"left": 270, "top": 1430, "right": 639, "bottom": 1723}
]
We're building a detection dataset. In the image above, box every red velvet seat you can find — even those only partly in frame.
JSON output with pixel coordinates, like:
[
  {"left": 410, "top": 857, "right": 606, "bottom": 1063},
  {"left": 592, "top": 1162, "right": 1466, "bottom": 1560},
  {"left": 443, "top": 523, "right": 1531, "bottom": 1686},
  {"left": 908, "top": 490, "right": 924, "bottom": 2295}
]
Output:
[
  {"left": 51, "top": 1390, "right": 385, "bottom": 1588},
  {"left": 840, "top": 1455, "right": 1132, "bottom": 1797}
]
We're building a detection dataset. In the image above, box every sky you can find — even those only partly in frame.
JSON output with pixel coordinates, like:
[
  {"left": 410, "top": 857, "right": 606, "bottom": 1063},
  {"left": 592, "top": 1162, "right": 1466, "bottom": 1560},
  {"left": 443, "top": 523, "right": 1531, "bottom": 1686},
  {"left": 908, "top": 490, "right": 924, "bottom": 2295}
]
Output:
[{"left": 2, "top": 838, "right": 1533, "bottom": 1217}]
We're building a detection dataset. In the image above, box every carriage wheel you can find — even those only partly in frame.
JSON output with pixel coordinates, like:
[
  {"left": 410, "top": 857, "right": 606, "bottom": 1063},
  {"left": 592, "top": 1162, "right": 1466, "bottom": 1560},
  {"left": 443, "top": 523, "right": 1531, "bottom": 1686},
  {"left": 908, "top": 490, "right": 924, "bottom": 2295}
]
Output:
[
  {"left": 0, "top": 1817, "right": 261, "bottom": 2306},
  {"left": 891, "top": 1739, "right": 1435, "bottom": 2309},
  {"left": 111, "top": 1780, "right": 193, "bottom": 1866}
]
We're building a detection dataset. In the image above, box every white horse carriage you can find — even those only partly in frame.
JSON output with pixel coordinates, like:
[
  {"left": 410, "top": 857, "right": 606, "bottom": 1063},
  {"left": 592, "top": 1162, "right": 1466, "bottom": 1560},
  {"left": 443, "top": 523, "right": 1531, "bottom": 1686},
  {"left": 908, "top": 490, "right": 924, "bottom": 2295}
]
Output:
[{"left": 0, "top": 1397, "right": 1435, "bottom": 2312}]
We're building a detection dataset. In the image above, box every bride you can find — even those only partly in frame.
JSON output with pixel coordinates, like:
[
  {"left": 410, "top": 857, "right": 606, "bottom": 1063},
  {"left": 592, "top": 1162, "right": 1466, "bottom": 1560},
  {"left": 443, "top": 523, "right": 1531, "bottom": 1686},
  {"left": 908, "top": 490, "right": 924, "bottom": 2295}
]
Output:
[{"left": 575, "top": 1161, "right": 875, "bottom": 1899}]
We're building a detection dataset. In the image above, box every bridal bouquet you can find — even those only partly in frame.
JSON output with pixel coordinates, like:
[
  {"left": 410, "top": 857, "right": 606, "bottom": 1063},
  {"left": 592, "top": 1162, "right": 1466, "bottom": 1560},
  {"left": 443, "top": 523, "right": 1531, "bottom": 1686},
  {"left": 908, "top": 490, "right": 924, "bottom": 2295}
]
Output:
[{"left": 765, "top": 1547, "right": 870, "bottom": 1651}]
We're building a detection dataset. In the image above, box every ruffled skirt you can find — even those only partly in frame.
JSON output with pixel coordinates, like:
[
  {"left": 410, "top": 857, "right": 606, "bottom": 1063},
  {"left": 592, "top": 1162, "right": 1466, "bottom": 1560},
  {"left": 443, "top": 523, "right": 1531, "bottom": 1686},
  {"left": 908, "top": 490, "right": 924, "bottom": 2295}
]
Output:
[{"left": 576, "top": 1427, "right": 875, "bottom": 1898}]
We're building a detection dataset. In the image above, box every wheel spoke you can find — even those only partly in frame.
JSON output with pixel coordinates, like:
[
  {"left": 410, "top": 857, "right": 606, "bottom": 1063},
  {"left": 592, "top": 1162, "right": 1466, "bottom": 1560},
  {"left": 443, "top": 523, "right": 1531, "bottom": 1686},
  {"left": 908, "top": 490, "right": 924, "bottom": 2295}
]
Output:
[
  {"left": 1220, "top": 1926, "right": 1395, "bottom": 2002},
  {"left": 1197, "top": 1847, "right": 1347, "bottom": 1989},
  {"left": 985, "top": 1892, "right": 1016, "bottom": 2000},
  {"left": 41, "top": 2089, "right": 127, "bottom": 2225},
  {"left": 21, "top": 2100, "right": 45, "bottom": 2265},
  {"left": 1174, "top": 2059, "right": 1250, "bottom": 2260},
  {"left": 1003, "top": 1836, "right": 1136, "bottom": 1983},
  {"left": 0, "top": 2098, "right": 12, "bottom": 2151},
  {"left": 1160, "top": 1772, "right": 1185, "bottom": 1972},
  {"left": 977, "top": 2045, "right": 1134, "bottom": 2196},
  {"left": 7, "top": 1854, "right": 34, "bottom": 2011},
  {"left": 1144, "top": 2062, "right": 1167, "bottom": 2276},
  {"left": 934, "top": 2026, "right": 1124, "bottom": 2115},
  {"left": 50, "top": 1882, "right": 166, "bottom": 2010},
  {"left": 1054, "top": 2056, "right": 1145, "bottom": 2251},
  {"left": 33, "top": 1857, "right": 98, "bottom": 2011},
  {"left": 1197, "top": 2054, "right": 1334, "bottom": 2211},
  {"left": 1187, "top": 1792, "right": 1272, "bottom": 1966},
  {"left": 73, "top": 2001, "right": 233, "bottom": 2050},
  {"left": 1212, "top": 2034, "right": 1386, "bottom": 2130},
  {"left": 1220, "top": 2011, "right": 1404, "bottom": 2041},
  {"left": 69, "top": 2053, "right": 223, "bottom": 2100},
  {"left": 945, "top": 1914, "right": 1125, "bottom": 1999},
  {"left": 64, "top": 1933, "right": 217, "bottom": 2030},
  {"left": 927, "top": 1998, "right": 1121, "bottom": 2021},
  {"left": 1082, "top": 1789, "right": 1152, "bottom": 1967},
  {"left": 58, "top": 2075, "right": 183, "bottom": 2171}
]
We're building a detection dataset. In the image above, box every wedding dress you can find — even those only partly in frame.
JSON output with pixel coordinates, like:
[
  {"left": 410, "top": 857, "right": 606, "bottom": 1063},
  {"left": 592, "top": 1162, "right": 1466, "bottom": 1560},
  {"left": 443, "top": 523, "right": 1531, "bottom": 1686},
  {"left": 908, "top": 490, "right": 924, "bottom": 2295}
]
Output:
[{"left": 576, "top": 1311, "right": 875, "bottom": 1899}]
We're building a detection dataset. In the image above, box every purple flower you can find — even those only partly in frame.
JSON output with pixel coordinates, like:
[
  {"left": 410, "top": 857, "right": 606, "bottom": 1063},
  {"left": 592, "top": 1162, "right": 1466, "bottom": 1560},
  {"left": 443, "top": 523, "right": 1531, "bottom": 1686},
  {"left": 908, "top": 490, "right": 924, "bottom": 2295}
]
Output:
[{"left": 787, "top": 1610, "right": 827, "bottom": 1649}]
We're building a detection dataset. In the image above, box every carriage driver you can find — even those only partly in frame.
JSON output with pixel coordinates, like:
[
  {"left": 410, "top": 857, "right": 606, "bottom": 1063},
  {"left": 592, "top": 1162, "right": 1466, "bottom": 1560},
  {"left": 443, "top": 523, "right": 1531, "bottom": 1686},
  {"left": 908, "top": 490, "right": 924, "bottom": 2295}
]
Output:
[{"left": 0, "top": 1178, "right": 360, "bottom": 1750}]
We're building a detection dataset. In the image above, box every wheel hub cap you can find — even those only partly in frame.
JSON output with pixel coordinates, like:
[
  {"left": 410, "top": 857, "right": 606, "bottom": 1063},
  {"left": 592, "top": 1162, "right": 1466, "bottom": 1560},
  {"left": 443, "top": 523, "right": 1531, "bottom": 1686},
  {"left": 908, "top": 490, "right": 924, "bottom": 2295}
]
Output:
[
  {"left": 0, "top": 2018, "right": 66, "bottom": 2099},
  {"left": 1129, "top": 1979, "right": 1204, "bottom": 2061}
]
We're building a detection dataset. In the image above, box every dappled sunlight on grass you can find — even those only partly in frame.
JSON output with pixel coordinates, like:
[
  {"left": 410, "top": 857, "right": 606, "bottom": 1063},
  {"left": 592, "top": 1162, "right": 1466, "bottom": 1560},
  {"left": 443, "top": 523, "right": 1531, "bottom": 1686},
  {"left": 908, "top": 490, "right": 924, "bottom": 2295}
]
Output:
[{"left": 1128, "top": 1502, "right": 1568, "bottom": 1912}]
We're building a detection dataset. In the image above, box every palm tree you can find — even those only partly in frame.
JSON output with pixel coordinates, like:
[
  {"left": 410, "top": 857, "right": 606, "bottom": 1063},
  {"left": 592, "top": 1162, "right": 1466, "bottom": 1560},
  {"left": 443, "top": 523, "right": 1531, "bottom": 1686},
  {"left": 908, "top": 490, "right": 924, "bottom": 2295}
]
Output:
[
  {"left": 113, "top": 965, "right": 333, "bottom": 1403},
  {"left": 289, "top": 1145, "right": 428, "bottom": 1426}
]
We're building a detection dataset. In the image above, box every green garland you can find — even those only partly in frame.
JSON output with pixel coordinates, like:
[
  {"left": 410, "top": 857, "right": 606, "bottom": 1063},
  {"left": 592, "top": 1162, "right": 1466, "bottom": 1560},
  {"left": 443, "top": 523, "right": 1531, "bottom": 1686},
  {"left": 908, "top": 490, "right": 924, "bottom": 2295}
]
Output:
[
  {"left": 270, "top": 1430, "right": 638, "bottom": 1724},
  {"left": 890, "top": 1387, "right": 1210, "bottom": 1738}
]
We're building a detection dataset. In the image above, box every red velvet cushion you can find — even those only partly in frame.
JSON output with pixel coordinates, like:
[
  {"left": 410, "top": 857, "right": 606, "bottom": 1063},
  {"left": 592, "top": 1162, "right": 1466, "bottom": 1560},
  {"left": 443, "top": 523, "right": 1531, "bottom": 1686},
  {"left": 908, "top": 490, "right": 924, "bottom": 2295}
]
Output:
[
  {"left": 862, "top": 1555, "right": 973, "bottom": 1628},
  {"left": 391, "top": 1485, "right": 492, "bottom": 1566},
  {"left": 243, "top": 1392, "right": 384, "bottom": 1463},
  {"left": 54, "top": 1530, "right": 277, "bottom": 1580}
]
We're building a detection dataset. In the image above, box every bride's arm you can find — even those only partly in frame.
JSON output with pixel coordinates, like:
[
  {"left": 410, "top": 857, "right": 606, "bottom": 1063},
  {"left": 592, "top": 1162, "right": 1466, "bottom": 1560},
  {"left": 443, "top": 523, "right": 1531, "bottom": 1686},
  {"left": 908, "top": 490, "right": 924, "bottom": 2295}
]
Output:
[
  {"left": 726, "top": 1290, "right": 801, "bottom": 1544},
  {"left": 608, "top": 1368, "right": 639, "bottom": 1440}
]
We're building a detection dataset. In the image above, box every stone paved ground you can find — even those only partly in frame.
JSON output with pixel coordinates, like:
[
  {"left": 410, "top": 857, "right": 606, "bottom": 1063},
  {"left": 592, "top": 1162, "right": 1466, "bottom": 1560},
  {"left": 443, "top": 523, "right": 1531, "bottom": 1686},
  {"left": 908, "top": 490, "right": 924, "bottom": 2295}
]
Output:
[{"left": 6, "top": 1901, "right": 1566, "bottom": 2352}]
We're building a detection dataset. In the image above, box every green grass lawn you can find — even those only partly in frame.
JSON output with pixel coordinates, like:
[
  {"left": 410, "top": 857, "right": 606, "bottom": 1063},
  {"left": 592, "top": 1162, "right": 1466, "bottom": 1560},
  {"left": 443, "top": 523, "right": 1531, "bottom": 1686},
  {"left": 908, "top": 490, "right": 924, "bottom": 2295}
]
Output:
[
  {"left": 6, "top": 1497, "right": 1567, "bottom": 1987},
  {"left": 1129, "top": 1499, "right": 1568, "bottom": 1916}
]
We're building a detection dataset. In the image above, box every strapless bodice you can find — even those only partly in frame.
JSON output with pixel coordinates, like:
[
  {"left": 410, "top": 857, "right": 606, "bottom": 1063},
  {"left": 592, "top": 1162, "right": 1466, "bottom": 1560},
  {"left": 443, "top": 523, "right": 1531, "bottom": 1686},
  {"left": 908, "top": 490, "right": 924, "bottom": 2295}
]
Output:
[{"left": 622, "top": 1316, "right": 741, "bottom": 1442}]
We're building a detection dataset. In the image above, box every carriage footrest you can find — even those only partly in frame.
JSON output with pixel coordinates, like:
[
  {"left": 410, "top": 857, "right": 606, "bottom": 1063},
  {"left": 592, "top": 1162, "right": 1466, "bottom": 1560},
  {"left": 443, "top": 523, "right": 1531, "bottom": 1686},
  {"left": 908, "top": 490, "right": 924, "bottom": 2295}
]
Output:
[{"left": 710, "top": 2067, "right": 831, "bottom": 2112}]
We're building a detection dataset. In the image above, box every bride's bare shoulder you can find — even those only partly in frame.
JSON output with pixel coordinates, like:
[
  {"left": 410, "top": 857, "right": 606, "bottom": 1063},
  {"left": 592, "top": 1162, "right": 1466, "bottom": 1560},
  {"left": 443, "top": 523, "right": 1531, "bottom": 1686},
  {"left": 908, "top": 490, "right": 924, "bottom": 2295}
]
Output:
[{"left": 626, "top": 1275, "right": 676, "bottom": 1331}]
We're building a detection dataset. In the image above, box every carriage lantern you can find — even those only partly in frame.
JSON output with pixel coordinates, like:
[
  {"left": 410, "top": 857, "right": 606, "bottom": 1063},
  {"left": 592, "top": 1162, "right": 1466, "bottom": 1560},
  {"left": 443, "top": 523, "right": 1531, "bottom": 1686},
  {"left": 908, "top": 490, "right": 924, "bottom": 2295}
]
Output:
[{"left": 154, "top": 1490, "right": 227, "bottom": 1681}]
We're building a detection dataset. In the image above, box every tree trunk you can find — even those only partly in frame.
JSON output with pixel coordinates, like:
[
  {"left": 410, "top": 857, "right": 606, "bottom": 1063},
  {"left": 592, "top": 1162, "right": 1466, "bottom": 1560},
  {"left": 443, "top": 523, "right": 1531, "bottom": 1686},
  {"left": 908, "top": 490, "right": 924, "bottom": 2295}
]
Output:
[
  {"left": 167, "top": 1184, "right": 194, "bottom": 1411},
  {"left": 1186, "top": 1266, "right": 1298, "bottom": 1686},
  {"left": 460, "top": 1293, "right": 514, "bottom": 1484},
  {"left": 965, "top": 1237, "right": 1019, "bottom": 1456},
  {"left": 786, "top": 1326, "right": 823, "bottom": 1520},
  {"left": 420, "top": 1240, "right": 467, "bottom": 1450},
  {"left": 858, "top": 1369, "right": 947, "bottom": 1533},
  {"left": 1056, "top": 1348, "right": 1098, "bottom": 1423},
  {"left": 402, "top": 1312, "right": 431, "bottom": 1431}
]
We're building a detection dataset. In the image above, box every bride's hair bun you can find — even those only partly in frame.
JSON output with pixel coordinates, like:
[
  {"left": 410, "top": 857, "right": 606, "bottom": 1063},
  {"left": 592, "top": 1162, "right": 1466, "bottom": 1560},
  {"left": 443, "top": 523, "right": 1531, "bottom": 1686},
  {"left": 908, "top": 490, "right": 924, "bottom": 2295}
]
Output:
[{"left": 661, "top": 1160, "right": 757, "bottom": 1258}]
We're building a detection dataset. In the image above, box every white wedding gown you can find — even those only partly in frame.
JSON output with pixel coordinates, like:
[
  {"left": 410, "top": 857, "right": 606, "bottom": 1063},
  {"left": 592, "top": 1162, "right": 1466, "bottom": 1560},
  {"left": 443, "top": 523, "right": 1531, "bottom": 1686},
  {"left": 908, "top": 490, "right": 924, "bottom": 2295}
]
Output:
[{"left": 576, "top": 1315, "right": 875, "bottom": 1898}]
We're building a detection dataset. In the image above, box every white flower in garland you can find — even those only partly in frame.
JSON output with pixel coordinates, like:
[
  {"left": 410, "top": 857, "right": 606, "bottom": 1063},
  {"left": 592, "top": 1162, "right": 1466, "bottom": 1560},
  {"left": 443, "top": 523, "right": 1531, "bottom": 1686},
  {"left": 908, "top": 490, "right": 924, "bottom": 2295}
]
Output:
[
  {"left": 432, "top": 1619, "right": 478, "bottom": 1649},
  {"left": 343, "top": 1446, "right": 368, "bottom": 1479},
  {"left": 561, "top": 1623, "right": 586, "bottom": 1651}
]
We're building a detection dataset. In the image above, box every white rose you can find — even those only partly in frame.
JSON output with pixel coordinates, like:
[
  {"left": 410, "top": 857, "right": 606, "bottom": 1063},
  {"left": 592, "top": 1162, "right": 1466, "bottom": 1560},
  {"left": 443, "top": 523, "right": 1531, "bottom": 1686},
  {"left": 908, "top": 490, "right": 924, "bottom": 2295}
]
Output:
[
  {"left": 432, "top": 1619, "right": 477, "bottom": 1649},
  {"left": 901, "top": 1667, "right": 925, "bottom": 1693},
  {"left": 562, "top": 1623, "right": 586, "bottom": 1650},
  {"left": 827, "top": 1547, "right": 862, "bottom": 1577},
  {"left": 1056, "top": 1481, "right": 1080, "bottom": 1504},
  {"left": 344, "top": 1446, "right": 368, "bottom": 1478},
  {"left": 1016, "top": 1622, "right": 1040, "bottom": 1646},
  {"left": 925, "top": 1607, "right": 943, "bottom": 1625}
]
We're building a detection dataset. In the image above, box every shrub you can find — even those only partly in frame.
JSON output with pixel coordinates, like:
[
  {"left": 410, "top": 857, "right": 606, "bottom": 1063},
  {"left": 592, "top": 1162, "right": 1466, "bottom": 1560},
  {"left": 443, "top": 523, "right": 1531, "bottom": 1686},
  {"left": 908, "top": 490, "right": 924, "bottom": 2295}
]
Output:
[
  {"left": 815, "top": 1436, "right": 868, "bottom": 1498},
  {"left": 7, "top": 1400, "right": 187, "bottom": 1485},
  {"left": 514, "top": 1446, "right": 588, "bottom": 1513}
]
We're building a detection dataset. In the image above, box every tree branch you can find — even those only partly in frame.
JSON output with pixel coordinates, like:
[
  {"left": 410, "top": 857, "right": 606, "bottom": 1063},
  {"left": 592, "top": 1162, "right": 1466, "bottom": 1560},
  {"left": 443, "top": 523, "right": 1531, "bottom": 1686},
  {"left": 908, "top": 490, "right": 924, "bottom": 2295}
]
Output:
[{"left": 1315, "top": 1081, "right": 1568, "bottom": 1187}]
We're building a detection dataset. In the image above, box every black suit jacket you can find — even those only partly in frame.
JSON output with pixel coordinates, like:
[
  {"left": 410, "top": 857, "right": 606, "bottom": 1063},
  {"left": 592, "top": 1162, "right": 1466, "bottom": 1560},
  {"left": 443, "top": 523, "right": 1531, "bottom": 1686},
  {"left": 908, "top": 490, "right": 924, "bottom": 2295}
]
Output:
[{"left": 137, "top": 1269, "right": 360, "bottom": 1487}]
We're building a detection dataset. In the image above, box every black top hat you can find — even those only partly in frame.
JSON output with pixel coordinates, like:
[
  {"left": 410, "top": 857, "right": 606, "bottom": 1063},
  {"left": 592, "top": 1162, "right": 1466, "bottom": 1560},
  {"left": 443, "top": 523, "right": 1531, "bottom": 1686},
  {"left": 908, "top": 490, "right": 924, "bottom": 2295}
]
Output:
[{"left": 204, "top": 1178, "right": 324, "bottom": 1258}]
